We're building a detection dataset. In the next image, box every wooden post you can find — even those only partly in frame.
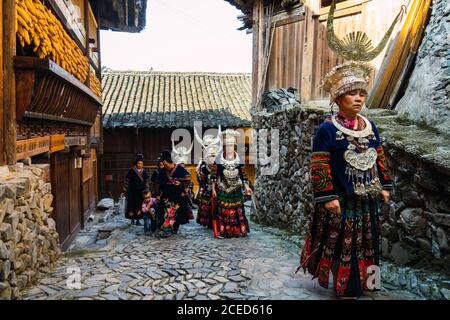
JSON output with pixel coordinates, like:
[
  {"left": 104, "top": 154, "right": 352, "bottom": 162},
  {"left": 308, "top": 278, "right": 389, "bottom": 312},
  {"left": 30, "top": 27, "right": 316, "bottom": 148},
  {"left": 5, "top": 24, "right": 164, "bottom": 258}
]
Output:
[
  {"left": 82, "top": 0, "right": 89, "bottom": 230},
  {"left": 300, "top": 0, "right": 320, "bottom": 102},
  {"left": 0, "top": 0, "right": 4, "bottom": 165},
  {"left": 96, "top": 5, "right": 102, "bottom": 80},
  {"left": 84, "top": 0, "right": 90, "bottom": 88},
  {"left": 3, "top": 0, "right": 17, "bottom": 164},
  {"left": 252, "top": 0, "right": 264, "bottom": 106}
]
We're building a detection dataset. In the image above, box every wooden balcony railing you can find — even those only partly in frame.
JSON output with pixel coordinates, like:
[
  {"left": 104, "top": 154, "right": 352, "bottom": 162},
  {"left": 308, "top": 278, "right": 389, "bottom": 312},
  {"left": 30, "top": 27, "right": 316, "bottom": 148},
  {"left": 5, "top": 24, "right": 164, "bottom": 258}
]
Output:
[{"left": 14, "top": 56, "right": 102, "bottom": 127}]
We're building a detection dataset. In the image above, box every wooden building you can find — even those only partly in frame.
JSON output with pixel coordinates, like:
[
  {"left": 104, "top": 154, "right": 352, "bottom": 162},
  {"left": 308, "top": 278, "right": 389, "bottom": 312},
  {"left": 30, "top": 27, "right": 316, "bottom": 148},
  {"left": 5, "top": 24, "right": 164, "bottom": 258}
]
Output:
[
  {"left": 225, "top": 0, "right": 408, "bottom": 105},
  {"left": 101, "top": 71, "right": 255, "bottom": 198},
  {"left": 1, "top": 0, "right": 148, "bottom": 250}
]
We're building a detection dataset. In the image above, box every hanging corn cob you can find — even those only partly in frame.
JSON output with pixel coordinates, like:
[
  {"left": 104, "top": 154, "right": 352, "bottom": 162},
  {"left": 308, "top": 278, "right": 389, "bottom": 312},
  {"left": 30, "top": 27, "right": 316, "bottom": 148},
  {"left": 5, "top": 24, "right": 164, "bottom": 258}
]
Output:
[
  {"left": 89, "top": 72, "right": 102, "bottom": 98},
  {"left": 16, "top": 0, "right": 89, "bottom": 84}
]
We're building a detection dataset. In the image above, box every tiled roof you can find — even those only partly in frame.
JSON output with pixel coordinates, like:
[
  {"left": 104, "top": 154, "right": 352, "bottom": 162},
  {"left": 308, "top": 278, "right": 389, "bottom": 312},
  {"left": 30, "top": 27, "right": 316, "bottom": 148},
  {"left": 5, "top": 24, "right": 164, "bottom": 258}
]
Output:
[
  {"left": 102, "top": 71, "right": 252, "bottom": 129},
  {"left": 224, "top": 0, "right": 253, "bottom": 14}
]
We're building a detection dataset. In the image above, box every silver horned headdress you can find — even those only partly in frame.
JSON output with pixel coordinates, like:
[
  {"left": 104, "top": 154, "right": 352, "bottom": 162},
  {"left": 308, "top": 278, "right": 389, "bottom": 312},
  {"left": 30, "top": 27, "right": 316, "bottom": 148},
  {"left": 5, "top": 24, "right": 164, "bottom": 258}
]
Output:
[
  {"left": 172, "top": 140, "right": 193, "bottom": 165},
  {"left": 194, "top": 125, "right": 222, "bottom": 158},
  {"left": 322, "top": 0, "right": 406, "bottom": 101},
  {"left": 222, "top": 128, "right": 241, "bottom": 146}
]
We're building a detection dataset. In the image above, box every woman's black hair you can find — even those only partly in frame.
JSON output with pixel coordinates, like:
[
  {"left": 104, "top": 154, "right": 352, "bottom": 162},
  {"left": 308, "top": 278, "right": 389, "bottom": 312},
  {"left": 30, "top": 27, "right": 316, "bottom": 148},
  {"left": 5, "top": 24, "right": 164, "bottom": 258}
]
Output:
[
  {"left": 134, "top": 153, "right": 144, "bottom": 165},
  {"left": 160, "top": 150, "right": 173, "bottom": 163}
]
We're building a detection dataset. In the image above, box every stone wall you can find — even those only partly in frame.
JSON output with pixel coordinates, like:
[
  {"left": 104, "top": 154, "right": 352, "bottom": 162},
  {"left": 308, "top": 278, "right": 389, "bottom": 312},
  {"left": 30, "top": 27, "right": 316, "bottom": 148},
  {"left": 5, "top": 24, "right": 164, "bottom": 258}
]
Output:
[
  {"left": 0, "top": 165, "right": 61, "bottom": 300},
  {"left": 251, "top": 106, "right": 450, "bottom": 274},
  {"left": 251, "top": 105, "right": 323, "bottom": 237},
  {"left": 395, "top": 0, "right": 450, "bottom": 135}
]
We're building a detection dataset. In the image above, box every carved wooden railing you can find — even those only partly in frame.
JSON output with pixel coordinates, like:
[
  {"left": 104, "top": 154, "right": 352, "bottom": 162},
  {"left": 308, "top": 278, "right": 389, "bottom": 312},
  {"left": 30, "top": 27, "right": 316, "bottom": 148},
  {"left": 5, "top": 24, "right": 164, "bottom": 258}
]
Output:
[{"left": 14, "top": 56, "right": 102, "bottom": 126}]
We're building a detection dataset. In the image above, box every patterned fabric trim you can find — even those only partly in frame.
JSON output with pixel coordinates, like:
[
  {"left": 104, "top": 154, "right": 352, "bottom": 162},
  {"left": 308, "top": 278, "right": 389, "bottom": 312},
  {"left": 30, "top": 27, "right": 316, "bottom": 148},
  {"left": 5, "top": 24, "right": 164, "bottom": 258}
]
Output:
[
  {"left": 314, "top": 194, "right": 340, "bottom": 204},
  {"left": 210, "top": 164, "right": 218, "bottom": 183},
  {"left": 375, "top": 146, "right": 392, "bottom": 189},
  {"left": 311, "top": 152, "right": 336, "bottom": 199}
]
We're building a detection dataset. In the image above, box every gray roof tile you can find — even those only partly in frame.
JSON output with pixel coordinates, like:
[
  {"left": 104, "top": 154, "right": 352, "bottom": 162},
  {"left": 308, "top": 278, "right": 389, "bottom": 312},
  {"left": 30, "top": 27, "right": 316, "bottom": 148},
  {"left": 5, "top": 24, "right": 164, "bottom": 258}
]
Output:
[{"left": 101, "top": 71, "right": 252, "bottom": 129}]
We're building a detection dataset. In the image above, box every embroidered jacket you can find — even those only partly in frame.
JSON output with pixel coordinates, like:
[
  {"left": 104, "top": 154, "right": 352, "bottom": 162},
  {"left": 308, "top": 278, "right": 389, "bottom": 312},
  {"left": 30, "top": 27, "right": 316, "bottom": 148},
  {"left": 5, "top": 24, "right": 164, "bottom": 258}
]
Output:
[
  {"left": 157, "top": 165, "right": 191, "bottom": 203},
  {"left": 121, "top": 166, "right": 150, "bottom": 195},
  {"left": 211, "top": 152, "right": 248, "bottom": 190},
  {"left": 197, "top": 161, "right": 213, "bottom": 190},
  {"left": 311, "top": 118, "right": 392, "bottom": 203}
]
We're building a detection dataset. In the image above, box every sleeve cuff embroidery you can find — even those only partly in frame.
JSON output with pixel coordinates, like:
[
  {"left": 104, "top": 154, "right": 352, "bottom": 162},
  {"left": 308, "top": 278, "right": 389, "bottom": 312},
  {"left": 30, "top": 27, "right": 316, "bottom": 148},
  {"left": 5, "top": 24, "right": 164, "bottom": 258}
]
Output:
[{"left": 311, "top": 152, "right": 335, "bottom": 195}]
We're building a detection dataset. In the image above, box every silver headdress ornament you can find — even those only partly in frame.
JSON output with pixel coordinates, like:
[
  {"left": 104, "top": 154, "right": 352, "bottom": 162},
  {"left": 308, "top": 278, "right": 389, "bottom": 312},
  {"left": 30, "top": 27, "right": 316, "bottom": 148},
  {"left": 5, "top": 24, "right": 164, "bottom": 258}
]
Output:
[
  {"left": 326, "top": 0, "right": 406, "bottom": 62},
  {"left": 194, "top": 125, "right": 222, "bottom": 159},
  {"left": 194, "top": 125, "right": 222, "bottom": 148},
  {"left": 322, "top": 0, "right": 406, "bottom": 101},
  {"left": 172, "top": 140, "right": 193, "bottom": 165},
  {"left": 222, "top": 129, "right": 241, "bottom": 146},
  {"left": 321, "top": 61, "right": 373, "bottom": 102}
]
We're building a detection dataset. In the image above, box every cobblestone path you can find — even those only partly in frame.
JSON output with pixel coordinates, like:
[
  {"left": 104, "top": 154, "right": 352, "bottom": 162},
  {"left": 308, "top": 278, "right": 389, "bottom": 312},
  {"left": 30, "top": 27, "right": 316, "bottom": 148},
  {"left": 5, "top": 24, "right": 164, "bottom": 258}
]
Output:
[{"left": 21, "top": 209, "right": 422, "bottom": 300}]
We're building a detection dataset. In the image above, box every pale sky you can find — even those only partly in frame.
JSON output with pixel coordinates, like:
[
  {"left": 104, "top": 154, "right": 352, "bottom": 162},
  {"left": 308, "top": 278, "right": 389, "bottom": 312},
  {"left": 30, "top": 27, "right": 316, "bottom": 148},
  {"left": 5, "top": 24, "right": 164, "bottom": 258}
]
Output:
[{"left": 100, "top": 0, "right": 252, "bottom": 73}]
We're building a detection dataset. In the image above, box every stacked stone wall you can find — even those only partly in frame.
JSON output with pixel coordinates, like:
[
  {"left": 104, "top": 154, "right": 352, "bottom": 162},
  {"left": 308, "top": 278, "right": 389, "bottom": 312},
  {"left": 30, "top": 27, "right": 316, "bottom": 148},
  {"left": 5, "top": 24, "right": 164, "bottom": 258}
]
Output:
[{"left": 0, "top": 165, "right": 60, "bottom": 299}]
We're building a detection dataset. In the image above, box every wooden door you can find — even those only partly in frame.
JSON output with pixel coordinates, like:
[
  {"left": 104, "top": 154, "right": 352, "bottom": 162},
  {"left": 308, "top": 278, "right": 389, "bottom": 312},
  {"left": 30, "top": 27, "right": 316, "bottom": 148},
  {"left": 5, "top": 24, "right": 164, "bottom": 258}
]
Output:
[
  {"left": 69, "top": 156, "right": 81, "bottom": 235},
  {"left": 51, "top": 152, "right": 71, "bottom": 247},
  {"left": 51, "top": 151, "right": 82, "bottom": 250}
]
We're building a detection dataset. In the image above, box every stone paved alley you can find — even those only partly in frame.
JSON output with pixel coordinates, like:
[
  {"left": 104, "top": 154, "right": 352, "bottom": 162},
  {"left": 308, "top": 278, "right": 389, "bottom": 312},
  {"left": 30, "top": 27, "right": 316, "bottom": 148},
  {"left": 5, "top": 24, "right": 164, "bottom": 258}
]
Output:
[{"left": 21, "top": 207, "right": 422, "bottom": 300}]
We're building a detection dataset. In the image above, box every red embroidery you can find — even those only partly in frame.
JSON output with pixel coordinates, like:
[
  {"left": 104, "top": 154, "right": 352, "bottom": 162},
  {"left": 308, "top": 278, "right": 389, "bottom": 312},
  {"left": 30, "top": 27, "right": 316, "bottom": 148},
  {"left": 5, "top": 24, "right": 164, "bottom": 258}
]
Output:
[
  {"left": 336, "top": 266, "right": 351, "bottom": 296},
  {"left": 376, "top": 146, "right": 391, "bottom": 181},
  {"left": 317, "top": 257, "right": 332, "bottom": 289},
  {"left": 311, "top": 152, "right": 334, "bottom": 193}
]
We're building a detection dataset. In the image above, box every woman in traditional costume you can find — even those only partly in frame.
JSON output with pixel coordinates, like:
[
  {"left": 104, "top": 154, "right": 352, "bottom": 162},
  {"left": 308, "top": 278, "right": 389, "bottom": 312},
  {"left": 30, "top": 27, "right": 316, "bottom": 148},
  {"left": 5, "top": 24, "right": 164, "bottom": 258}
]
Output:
[
  {"left": 211, "top": 129, "right": 252, "bottom": 238},
  {"left": 121, "top": 154, "right": 149, "bottom": 226},
  {"left": 299, "top": 0, "right": 404, "bottom": 298},
  {"left": 194, "top": 126, "right": 222, "bottom": 232},
  {"left": 157, "top": 150, "right": 192, "bottom": 237},
  {"left": 299, "top": 61, "right": 393, "bottom": 298},
  {"left": 196, "top": 144, "right": 221, "bottom": 229}
]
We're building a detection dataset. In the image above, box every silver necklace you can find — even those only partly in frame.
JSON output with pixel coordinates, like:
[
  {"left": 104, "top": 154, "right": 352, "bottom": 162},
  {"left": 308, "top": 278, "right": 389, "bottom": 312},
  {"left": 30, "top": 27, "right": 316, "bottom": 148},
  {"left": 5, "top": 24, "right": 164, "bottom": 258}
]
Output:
[{"left": 332, "top": 114, "right": 373, "bottom": 138}]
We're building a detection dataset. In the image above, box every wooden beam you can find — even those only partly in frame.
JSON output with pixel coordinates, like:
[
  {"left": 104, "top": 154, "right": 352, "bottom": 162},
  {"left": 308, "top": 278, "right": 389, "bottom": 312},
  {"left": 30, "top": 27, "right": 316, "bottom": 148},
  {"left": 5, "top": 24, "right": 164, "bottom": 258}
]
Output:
[
  {"left": 84, "top": 0, "right": 90, "bottom": 88},
  {"left": 0, "top": 0, "right": 4, "bottom": 165},
  {"left": 300, "top": 0, "right": 320, "bottom": 102},
  {"left": 3, "top": 0, "right": 17, "bottom": 164},
  {"left": 317, "top": 5, "right": 362, "bottom": 21},
  {"left": 274, "top": 15, "right": 306, "bottom": 28},
  {"left": 65, "top": 136, "right": 88, "bottom": 147},
  {"left": 96, "top": 3, "right": 102, "bottom": 80},
  {"left": 16, "top": 136, "right": 51, "bottom": 160}
]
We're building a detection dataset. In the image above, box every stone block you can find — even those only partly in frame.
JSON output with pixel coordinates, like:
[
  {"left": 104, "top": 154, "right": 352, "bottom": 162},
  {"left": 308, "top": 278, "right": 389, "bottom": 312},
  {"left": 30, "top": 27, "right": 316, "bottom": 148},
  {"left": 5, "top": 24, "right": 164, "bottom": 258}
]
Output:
[
  {"left": 43, "top": 194, "right": 53, "bottom": 212},
  {"left": 433, "top": 213, "right": 450, "bottom": 227},
  {"left": 0, "top": 223, "right": 13, "bottom": 242},
  {"left": 41, "top": 183, "right": 52, "bottom": 195},
  {"left": 0, "top": 282, "right": 12, "bottom": 300},
  {"left": 0, "top": 260, "right": 11, "bottom": 281},
  {"left": 0, "top": 166, "right": 10, "bottom": 178},
  {"left": 0, "top": 185, "right": 16, "bottom": 205},
  {"left": 5, "top": 212, "right": 20, "bottom": 231},
  {"left": 0, "top": 240, "right": 9, "bottom": 259},
  {"left": 390, "top": 242, "right": 414, "bottom": 265}
]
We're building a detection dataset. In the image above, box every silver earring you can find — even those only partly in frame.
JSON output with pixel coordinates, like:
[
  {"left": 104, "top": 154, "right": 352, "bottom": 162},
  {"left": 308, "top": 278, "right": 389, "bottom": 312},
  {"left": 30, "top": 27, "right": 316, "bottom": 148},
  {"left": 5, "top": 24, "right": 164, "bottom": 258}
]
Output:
[{"left": 329, "top": 101, "right": 336, "bottom": 115}]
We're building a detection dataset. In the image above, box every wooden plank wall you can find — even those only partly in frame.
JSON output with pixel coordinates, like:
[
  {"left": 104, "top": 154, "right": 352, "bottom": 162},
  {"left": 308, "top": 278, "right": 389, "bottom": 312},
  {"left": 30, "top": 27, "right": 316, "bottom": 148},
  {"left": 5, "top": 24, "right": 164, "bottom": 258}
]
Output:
[
  {"left": 266, "top": 19, "right": 305, "bottom": 92},
  {"left": 254, "top": 0, "right": 406, "bottom": 102},
  {"left": 82, "top": 151, "right": 98, "bottom": 222}
]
